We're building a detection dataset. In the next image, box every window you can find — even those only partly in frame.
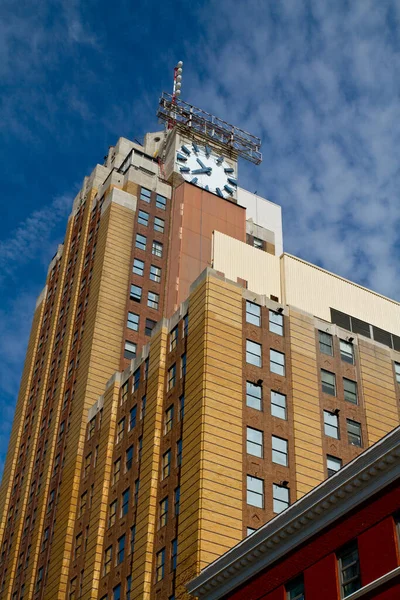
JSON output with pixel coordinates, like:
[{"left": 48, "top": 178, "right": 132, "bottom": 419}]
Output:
[
  {"left": 154, "top": 217, "right": 165, "bottom": 233},
  {"left": 140, "top": 187, "right": 151, "bottom": 202},
  {"left": 168, "top": 364, "right": 176, "bottom": 390},
  {"left": 327, "top": 455, "right": 342, "bottom": 477},
  {"left": 36, "top": 567, "right": 44, "bottom": 592},
  {"left": 183, "top": 314, "right": 189, "bottom": 337},
  {"left": 152, "top": 240, "right": 163, "bottom": 257},
  {"left": 247, "top": 475, "right": 264, "bottom": 508},
  {"left": 286, "top": 576, "right": 304, "bottom": 600},
  {"left": 271, "top": 390, "right": 287, "bottom": 419},
  {"left": 117, "top": 535, "right": 125, "bottom": 564},
  {"left": 134, "top": 479, "right": 140, "bottom": 505},
  {"left": 150, "top": 265, "right": 161, "bottom": 283},
  {"left": 130, "top": 525, "right": 136, "bottom": 555},
  {"left": 170, "top": 326, "right": 178, "bottom": 350},
  {"left": 269, "top": 310, "right": 283, "bottom": 335},
  {"left": 138, "top": 210, "right": 149, "bottom": 226},
  {"left": 125, "top": 446, "right": 133, "bottom": 472},
  {"left": 319, "top": 331, "right": 333, "bottom": 355},
  {"left": 246, "top": 340, "right": 262, "bottom": 367},
  {"left": 344, "top": 378, "right": 358, "bottom": 404},
  {"left": 253, "top": 237, "right": 263, "bottom": 249},
  {"left": 181, "top": 353, "right": 186, "bottom": 378},
  {"left": 321, "top": 369, "right": 336, "bottom": 396},
  {"left": 124, "top": 341, "right": 136, "bottom": 360},
  {"left": 171, "top": 538, "right": 178, "bottom": 571},
  {"left": 104, "top": 546, "right": 112, "bottom": 574},
  {"left": 165, "top": 405, "right": 174, "bottom": 434},
  {"left": 127, "top": 312, "right": 139, "bottom": 331},
  {"left": 129, "top": 406, "right": 137, "bottom": 431},
  {"left": 179, "top": 395, "right": 185, "bottom": 420},
  {"left": 156, "top": 548, "right": 165, "bottom": 582},
  {"left": 162, "top": 450, "right": 171, "bottom": 479},
  {"left": 130, "top": 284, "right": 142, "bottom": 302},
  {"left": 395, "top": 362, "right": 400, "bottom": 383},
  {"left": 74, "top": 532, "right": 82, "bottom": 558},
  {"left": 109, "top": 500, "right": 117, "bottom": 527},
  {"left": 135, "top": 234, "right": 146, "bottom": 251},
  {"left": 347, "top": 419, "right": 362, "bottom": 447},
  {"left": 156, "top": 194, "right": 167, "bottom": 209},
  {"left": 117, "top": 418, "right": 125, "bottom": 443},
  {"left": 84, "top": 453, "right": 91, "bottom": 477},
  {"left": 133, "top": 368, "right": 140, "bottom": 391},
  {"left": 273, "top": 484, "right": 289, "bottom": 513},
  {"left": 246, "top": 381, "right": 262, "bottom": 410},
  {"left": 324, "top": 411, "right": 339, "bottom": 439},
  {"left": 340, "top": 340, "right": 354, "bottom": 364},
  {"left": 122, "top": 381, "right": 129, "bottom": 403},
  {"left": 270, "top": 349, "right": 285, "bottom": 376},
  {"left": 126, "top": 576, "right": 132, "bottom": 600},
  {"left": 177, "top": 439, "right": 182, "bottom": 466},
  {"left": 246, "top": 301, "right": 261, "bottom": 326},
  {"left": 113, "top": 459, "right": 121, "bottom": 485},
  {"left": 159, "top": 497, "right": 168, "bottom": 528},
  {"left": 69, "top": 577, "right": 77, "bottom": 600},
  {"left": 113, "top": 584, "right": 121, "bottom": 600},
  {"left": 145, "top": 318, "right": 156, "bottom": 336},
  {"left": 133, "top": 258, "right": 144, "bottom": 276},
  {"left": 140, "top": 395, "right": 146, "bottom": 419},
  {"left": 338, "top": 543, "right": 361, "bottom": 597},
  {"left": 117, "top": 489, "right": 129, "bottom": 519},
  {"left": 174, "top": 486, "right": 180, "bottom": 516},
  {"left": 246, "top": 427, "right": 263, "bottom": 457},
  {"left": 272, "top": 436, "right": 288, "bottom": 466},
  {"left": 148, "top": 291, "right": 159, "bottom": 310}
]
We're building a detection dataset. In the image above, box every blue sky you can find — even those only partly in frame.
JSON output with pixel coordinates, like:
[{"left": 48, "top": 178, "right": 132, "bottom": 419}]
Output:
[{"left": 1, "top": 0, "right": 400, "bottom": 475}]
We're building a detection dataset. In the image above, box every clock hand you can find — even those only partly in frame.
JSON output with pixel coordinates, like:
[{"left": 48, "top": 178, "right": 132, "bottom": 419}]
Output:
[{"left": 196, "top": 158, "right": 207, "bottom": 169}]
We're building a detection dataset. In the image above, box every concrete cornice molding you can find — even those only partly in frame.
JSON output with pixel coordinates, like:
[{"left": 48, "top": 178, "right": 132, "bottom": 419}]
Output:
[{"left": 187, "top": 427, "right": 400, "bottom": 600}]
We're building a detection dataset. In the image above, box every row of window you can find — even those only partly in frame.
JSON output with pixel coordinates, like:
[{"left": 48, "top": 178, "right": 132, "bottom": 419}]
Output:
[
  {"left": 135, "top": 235, "right": 163, "bottom": 256},
  {"left": 167, "top": 355, "right": 186, "bottom": 390},
  {"left": 319, "top": 331, "right": 355, "bottom": 363},
  {"left": 159, "top": 487, "right": 180, "bottom": 528},
  {"left": 247, "top": 428, "right": 288, "bottom": 465},
  {"left": 130, "top": 286, "right": 160, "bottom": 309},
  {"left": 133, "top": 258, "right": 162, "bottom": 281},
  {"left": 321, "top": 369, "right": 358, "bottom": 403},
  {"left": 246, "top": 342, "right": 286, "bottom": 374},
  {"left": 137, "top": 210, "right": 165, "bottom": 232},
  {"left": 139, "top": 187, "right": 167, "bottom": 210},
  {"left": 246, "top": 301, "right": 284, "bottom": 335},
  {"left": 247, "top": 477, "right": 290, "bottom": 513},
  {"left": 323, "top": 411, "right": 362, "bottom": 446}
]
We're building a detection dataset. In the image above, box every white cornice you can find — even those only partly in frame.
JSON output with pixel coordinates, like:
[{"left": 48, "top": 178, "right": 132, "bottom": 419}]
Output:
[{"left": 187, "top": 427, "right": 400, "bottom": 600}]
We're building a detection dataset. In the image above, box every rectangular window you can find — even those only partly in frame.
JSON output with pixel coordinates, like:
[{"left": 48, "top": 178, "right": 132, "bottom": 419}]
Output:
[
  {"left": 129, "top": 406, "right": 137, "bottom": 431},
  {"left": 338, "top": 543, "right": 361, "bottom": 597},
  {"left": 395, "top": 362, "right": 400, "bottom": 383},
  {"left": 133, "top": 368, "right": 140, "bottom": 391},
  {"left": 179, "top": 395, "right": 185, "bottom": 420},
  {"left": 168, "top": 364, "right": 176, "bottom": 391},
  {"left": 156, "top": 194, "right": 167, "bottom": 210},
  {"left": 253, "top": 237, "right": 263, "bottom": 249},
  {"left": 327, "top": 455, "right": 342, "bottom": 477},
  {"left": 117, "top": 534, "right": 125, "bottom": 565},
  {"left": 113, "top": 584, "right": 121, "bottom": 600},
  {"left": 181, "top": 353, "right": 186, "bottom": 378},
  {"left": 79, "top": 492, "right": 87, "bottom": 516},
  {"left": 154, "top": 217, "right": 165, "bottom": 233},
  {"left": 321, "top": 369, "right": 336, "bottom": 395},
  {"left": 134, "top": 478, "right": 140, "bottom": 505},
  {"left": 344, "top": 378, "right": 358, "bottom": 404},
  {"left": 74, "top": 532, "right": 82, "bottom": 559},
  {"left": 109, "top": 500, "right": 117, "bottom": 527},
  {"left": 271, "top": 390, "right": 287, "bottom": 420},
  {"left": 138, "top": 210, "right": 149, "bottom": 226},
  {"left": 270, "top": 349, "right": 285, "bottom": 376},
  {"left": 174, "top": 486, "right": 180, "bottom": 516},
  {"left": 171, "top": 538, "right": 178, "bottom": 571},
  {"left": 130, "top": 525, "right": 136, "bottom": 555},
  {"left": 126, "top": 576, "right": 131, "bottom": 600},
  {"left": 145, "top": 318, "right": 156, "bottom": 336},
  {"left": 117, "top": 418, "right": 125, "bottom": 443},
  {"left": 162, "top": 450, "right": 171, "bottom": 479},
  {"left": 286, "top": 577, "right": 304, "bottom": 600},
  {"left": 121, "top": 488, "right": 130, "bottom": 516},
  {"left": 273, "top": 484, "right": 289, "bottom": 513},
  {"left": 246, "top": 301, "right": 261, "bottom": 326},
  {"left": 246, "top": 340, "right": 262, "bottom": 367},
  {"left": 124, "top": 341, "right": 136, "bottom": 360},
  {"left": 130, "top": 284, "right": 142, "bottom": 302},
  {"left": 127, "top": 312, "right": 139, "bottom": 331},
  {"left": 170, "top": 326, "right": 178, "bottom": 351},
  {"left": 246, "top": 381, "right": 262, "bottom": 410},
  {"left": 104, "top": 546, "right": 112, "bottom": 574},
  {"left": 340, "top": 340, "right": 354, "bottom": 364},
  {"left": 152, "top": 240, "right": 163, "bottom": 257},
  {"left": 156, "top": 548, "right": 165, "bottom": 582},
  {"left": 165, "top": 405, "right": 174, "bottom": 434},
  {"left": 272, "top": 436, "right": 288, "bottom": 466},
  {"left": 177, "top": 439, "right": 182, "bottom": 466},
  {"left": 84, "top": 453, "right": 91, "bottom": 477},
  {"left": 159, "top": 497, "right": 168, "bottom": 528},
  {"left": 141, "top": 396, "right": 146, "bottom": 419},
  {"left": 125, "top": 446, "right": 133, "bottom": 472},
  {"left": 150, "top": 265, "right": 161, "bottom": 283},
  {"left": 133, "top": 258, "right": 144, "bottom": 276},
  {"left": 135, "top": 234, "right": 146, "bottom": 251},
  {"left": 324, "top": 411, "right": 339, "bottom": 439},
  {"left": 148, "top": 291, "right": 159, "bottom": 310},
  {"left": 113, "top": 459, "right": 121, "bottom": 485},
  {"left": 183, "top": 314, "right": 189, "bottom": 337},
  {"left": 269, "top": 310, "right": 283, "bottom": 335},
  {"left": 246, "top": 475, "right": 264, "bottom": 508},
  {"left": 347, "top": 419, "right": 362, "bottom": 447},
  {"left": 122, "top": 381, "right": 129, "bottom": 403},
  {"left": 140, "top": 187, "right": 151, "bottom": 202},
  {"left": 319, "top": 331, "right": 333, "bottom": 355},
  {"left": 246, "top": 427, "right": 263, "bottom": 457}
]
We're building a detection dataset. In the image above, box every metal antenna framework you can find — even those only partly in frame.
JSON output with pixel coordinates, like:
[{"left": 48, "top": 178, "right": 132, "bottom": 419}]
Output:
[{"left": 157, "top": 92, "right": 262, "bottom": 165}]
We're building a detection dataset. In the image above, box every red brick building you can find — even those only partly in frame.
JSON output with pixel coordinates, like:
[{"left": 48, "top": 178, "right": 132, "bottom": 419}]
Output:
[{"left": 187, "top": 426, "right": 400, "bottom": 600}]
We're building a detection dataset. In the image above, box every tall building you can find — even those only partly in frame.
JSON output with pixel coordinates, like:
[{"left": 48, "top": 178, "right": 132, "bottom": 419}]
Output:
[{"left": 0, "top": 87, "right": 400, "bottom": 600}]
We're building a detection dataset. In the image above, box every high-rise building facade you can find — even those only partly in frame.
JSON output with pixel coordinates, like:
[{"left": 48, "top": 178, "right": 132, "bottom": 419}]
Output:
[{"left": 0, "top": 92, "right": 400, "bottom": 600}]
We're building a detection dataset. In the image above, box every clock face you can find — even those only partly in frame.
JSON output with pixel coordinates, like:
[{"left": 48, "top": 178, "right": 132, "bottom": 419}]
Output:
[{"left": 175, "top": 142, "right": 237, "bottom": 199}]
